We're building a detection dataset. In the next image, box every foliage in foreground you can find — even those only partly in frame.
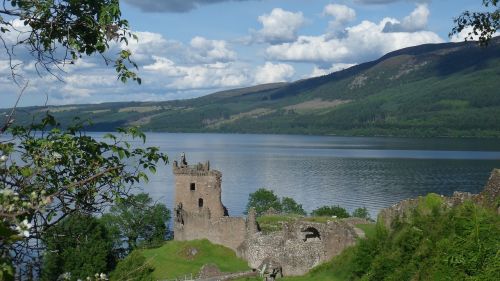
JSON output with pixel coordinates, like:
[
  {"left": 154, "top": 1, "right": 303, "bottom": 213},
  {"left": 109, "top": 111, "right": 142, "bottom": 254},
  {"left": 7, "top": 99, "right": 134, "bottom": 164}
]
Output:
[
  {"left": 451, "top": 0, "right": 499, "bottom": 45},
  {"left": 42, "top": 213, "right": 115, "bottom": 281},
  {"left": 111, "top": 239, "right": 249, "bottom": 280},
  {"left": 0, "top": 115, "right": 168, "bottom": 278}
]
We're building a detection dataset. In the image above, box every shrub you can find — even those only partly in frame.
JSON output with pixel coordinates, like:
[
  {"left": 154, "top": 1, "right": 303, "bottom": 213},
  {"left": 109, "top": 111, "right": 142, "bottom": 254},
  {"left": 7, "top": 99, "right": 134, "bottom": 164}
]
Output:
[
  {"left": 352, "top": 207, "right": 370, "bottom": 219},
  {"left": 311, "top": 205, "right": 350, "bottom": 218},
  {"left": 41, "top": 214, "right": 114, "bottom": 281},
  {"left": 245, "top": 188, "right": 282, "bottom": 216},
  {"left": 281, "top": 197, "right": 306, "bottom": 216}
]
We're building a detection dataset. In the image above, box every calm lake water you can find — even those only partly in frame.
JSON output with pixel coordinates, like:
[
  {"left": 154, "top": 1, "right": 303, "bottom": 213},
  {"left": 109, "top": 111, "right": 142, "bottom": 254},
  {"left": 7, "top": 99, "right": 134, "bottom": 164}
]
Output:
[{"left": 90, "top": 133, "right": 500, "bottom": 218}]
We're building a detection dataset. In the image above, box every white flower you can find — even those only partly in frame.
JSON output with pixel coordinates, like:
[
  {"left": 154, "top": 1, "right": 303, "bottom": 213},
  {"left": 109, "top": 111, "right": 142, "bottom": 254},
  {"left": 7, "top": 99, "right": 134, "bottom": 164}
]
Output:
[
  {"left": 0, "top": 155, "right": 7, "bottom": 162},
  {"left": 0, "top": 189, "right": 13, "bottom": 196},
  {"left": 14, "top": 219, "right": 32, "bottom": 237},
  {"left": 99, "top": 273, "right": 107, "bottom": 280},
  {"left": 52, "top": 152, "right": 62, "bottom": 159},
  {"left": 21, "top": 219, "right": 32, "bottom": 229}
]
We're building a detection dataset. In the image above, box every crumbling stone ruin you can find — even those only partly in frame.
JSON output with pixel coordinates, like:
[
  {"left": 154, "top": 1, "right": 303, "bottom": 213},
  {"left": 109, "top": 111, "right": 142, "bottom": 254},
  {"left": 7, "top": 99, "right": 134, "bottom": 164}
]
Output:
[
  {"left": 378, "top": 168, "right": 500, "bottom": 229},
  {"left": 173, "top": 158, "right": 250, "bottom": 251},
  {"left": 237, "top": 219, "right": 358, "bottom": 276},
  {"left": 173, "top": 156, "right": 361, "bottom": 276}
]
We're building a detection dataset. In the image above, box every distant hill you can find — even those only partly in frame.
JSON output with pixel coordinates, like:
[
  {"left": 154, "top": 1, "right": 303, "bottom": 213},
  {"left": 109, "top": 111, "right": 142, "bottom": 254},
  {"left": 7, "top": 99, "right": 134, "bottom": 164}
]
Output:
[{"left": 4, "top": 38, "right": 500, "bottom": 137}]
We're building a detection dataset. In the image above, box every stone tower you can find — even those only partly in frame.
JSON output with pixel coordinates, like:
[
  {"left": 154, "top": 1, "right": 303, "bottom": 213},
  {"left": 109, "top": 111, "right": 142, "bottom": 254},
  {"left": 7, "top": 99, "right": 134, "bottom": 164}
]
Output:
[
  {"left": 172, "top": 155, "right": 247, "bottom": 250},
  {"left": 173, "top": 158, "right": 225, "bottom": 219}
]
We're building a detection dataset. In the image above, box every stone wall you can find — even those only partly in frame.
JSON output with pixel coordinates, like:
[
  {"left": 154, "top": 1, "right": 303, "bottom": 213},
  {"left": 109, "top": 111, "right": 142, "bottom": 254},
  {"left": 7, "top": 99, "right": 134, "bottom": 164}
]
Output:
[
  {"left": 378, "top": 168, "right": 500, "bottom": 229},
  {"left": 237, "top": 220, "right": 359, "bottom": 276},
  {"left": 479, "top": 169, "right": 500, "bottom": 213},
  {"left": 175, "top": 208, "right": 248, "bottom": 251}
]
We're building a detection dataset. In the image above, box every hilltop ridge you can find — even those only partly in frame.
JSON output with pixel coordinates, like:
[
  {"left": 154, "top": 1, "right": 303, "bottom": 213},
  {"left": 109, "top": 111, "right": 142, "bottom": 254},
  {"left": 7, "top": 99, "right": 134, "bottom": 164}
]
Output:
[{"left": 5, "top": 38, "right": 500, "bottom": 137}]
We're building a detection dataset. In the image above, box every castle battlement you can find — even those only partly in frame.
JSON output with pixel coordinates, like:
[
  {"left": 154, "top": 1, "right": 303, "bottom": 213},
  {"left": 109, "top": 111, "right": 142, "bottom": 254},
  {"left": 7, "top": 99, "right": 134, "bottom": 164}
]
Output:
[{"left": 173, "top": 160, "right": 222, "bottom": 177}]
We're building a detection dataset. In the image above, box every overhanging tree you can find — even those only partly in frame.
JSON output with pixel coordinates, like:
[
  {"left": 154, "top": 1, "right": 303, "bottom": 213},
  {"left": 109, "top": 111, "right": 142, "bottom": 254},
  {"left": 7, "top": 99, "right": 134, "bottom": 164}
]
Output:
[
  {"left": 0, "top": 1, "right": 153, "bottom": 279},
  {"left": 451, "top": 0, "right": 500, "bottom": 45},
  {"left": 0, "top": 0, "right": 140, "bottom": 83},
  {"left": 1, "top": 116, "right": 168, "bottom": 279}
]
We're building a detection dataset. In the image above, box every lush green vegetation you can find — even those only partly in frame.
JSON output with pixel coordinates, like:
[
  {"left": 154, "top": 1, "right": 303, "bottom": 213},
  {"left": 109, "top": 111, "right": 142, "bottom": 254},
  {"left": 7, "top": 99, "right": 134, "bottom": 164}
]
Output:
[
  {"left": 42, "top": 214, "right": 115, "bottom": 281},
  {"left": 352, "top": 207, "right": 370, "bottom": 220},
  {"left": 38, "top": 193, "right": 170, "bottom": 280},
  {"left": 109, "top": 251, "right": 155, "bottom": 281},
  {"left": 245, "top": 188, "right": 306, "bottom": 216},
  {"left": 111, "top": 240, "right": 250, "bottom": 280},
  {"left": 301, "top": 199, "right": 500, "bottom": 280},
  {"left": 256, "top": 214, "right": 301, "bottom": 234},
  {"left": 7, "top": 39, "right": 500, "bottom": 138},
  {"left": 311, "top": 205, "right": 350, "bottom": 218},
  {"left": 102, "top": 193, "right": 171, "bottom": 254},
  {"left": 1, "top": 115, "right": 168, "bottom": 280}
]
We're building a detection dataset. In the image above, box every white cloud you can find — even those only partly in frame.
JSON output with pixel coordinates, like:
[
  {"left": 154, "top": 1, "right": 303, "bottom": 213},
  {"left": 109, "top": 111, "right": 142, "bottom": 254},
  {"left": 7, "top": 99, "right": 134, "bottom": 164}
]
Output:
[
  {"left": 0, "top": 28, "right": 248, "bottom": 106},
  {"left": 253, "top": 8, "right": 305, "bottom": 44},
  {"left": 310, "top": 63, "right": 357, "bottom": 78},
  {"left": 144, "top": 56, "right": 250, "bottom": 90},
  {"left": 383, "top": 4, "right": 429, "bottom": 32},
  {"left": 254, "top": 62, "right": 295, "bottom": 84},
  {"left": 266, "top": 12, "right": 443, "bottom": 64},
  {"left": 323, "top": 4, "right": 356, "bottom": 32},
  {"left": 450, "top": 26, "right": 500, "bottom": 42},
  {"left": 189, "top": 36, "right": 236, "bottom": 62}
]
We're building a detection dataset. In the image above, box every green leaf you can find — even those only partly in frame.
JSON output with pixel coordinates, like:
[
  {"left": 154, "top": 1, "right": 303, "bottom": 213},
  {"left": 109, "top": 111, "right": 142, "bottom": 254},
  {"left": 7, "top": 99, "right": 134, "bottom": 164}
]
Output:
[{"left": 148, "top": 166, "right": 156, "bottom": 174}]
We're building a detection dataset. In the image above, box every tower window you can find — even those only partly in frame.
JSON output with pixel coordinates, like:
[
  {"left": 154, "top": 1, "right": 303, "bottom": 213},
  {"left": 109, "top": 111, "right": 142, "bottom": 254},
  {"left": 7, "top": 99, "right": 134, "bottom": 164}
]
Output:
[
  {"left": 190, "top": 183, "right": 196, "bottom": 191},
  {"left": 198, "top": 198, "right": 204, "bottom": 208}
]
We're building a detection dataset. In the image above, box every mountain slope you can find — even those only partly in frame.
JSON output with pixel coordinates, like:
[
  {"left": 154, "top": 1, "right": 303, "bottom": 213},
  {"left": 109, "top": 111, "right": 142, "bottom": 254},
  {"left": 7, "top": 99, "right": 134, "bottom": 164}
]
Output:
[{"left": 6, "top": 38, "right": 500, "bottom": 137}]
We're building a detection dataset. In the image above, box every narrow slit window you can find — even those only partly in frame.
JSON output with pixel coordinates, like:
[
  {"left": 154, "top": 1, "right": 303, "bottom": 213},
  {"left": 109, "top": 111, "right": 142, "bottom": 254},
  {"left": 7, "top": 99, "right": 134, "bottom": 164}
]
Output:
[
  {"left": 198, "top": 198, "right": 204, "bottom": 208},
  {"left": 190, "top": 183, "right": 196, "bottom": 191}
]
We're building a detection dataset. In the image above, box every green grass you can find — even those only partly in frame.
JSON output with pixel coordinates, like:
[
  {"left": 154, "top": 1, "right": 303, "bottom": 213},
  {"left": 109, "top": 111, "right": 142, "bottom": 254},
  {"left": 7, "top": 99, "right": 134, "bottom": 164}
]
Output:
[
  {"left": 355, "top": 223, "right": 376, "bottom": 239},
  {"left": 139, "top": 239, "right": 249, "bottom": 280},
  {"left": 256, "top": 215, "right": 298, "bottom": 233},
  {"left": 256, "top": 215, "right": 334, "bottom": 234},
  {"left": 303, "top": 216, "right": 337, "bottom": 223}
]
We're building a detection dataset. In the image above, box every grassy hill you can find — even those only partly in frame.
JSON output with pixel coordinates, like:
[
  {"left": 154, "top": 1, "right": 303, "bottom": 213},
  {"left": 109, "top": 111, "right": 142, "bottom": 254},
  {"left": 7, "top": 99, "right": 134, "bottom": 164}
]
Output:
[
  {"left": 110, "top": 240, "right": 249, "bottom": 280},
  {"left": 6, "top": 38, "right": 500, "bottom": 137}
]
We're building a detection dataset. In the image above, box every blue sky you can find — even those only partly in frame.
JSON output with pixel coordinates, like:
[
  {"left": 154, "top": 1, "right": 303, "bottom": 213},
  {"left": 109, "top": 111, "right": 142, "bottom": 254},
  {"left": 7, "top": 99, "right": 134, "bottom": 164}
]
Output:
[{"left": 0, "top": 0, "right": 492, "bottom": 107}]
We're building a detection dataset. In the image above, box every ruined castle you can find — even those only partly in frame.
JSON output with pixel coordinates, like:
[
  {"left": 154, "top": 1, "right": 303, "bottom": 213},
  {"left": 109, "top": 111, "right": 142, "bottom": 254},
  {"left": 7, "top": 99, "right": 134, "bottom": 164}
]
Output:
[
  {"left": 173, "top": 156, "right": 360, "bottom": 276},
  {"left": 173, "top": 157, "right": 252, "bottom": 251}
]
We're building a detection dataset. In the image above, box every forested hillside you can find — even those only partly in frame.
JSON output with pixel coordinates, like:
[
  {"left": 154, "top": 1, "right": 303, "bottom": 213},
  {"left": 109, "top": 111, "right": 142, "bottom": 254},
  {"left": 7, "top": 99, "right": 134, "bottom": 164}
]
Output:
[{"left": 5, "top": 38, "right": 500, "bottom": 137}]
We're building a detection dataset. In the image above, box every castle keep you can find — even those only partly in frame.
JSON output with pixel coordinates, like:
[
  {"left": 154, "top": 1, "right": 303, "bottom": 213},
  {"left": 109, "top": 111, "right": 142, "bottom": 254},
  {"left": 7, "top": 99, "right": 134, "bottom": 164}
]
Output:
[
  {"left": 173, "top": 156, "right": 359, "bottom": 276},
  {"left": 173, "top": 157, "right": 252, "bottom": 251}
]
